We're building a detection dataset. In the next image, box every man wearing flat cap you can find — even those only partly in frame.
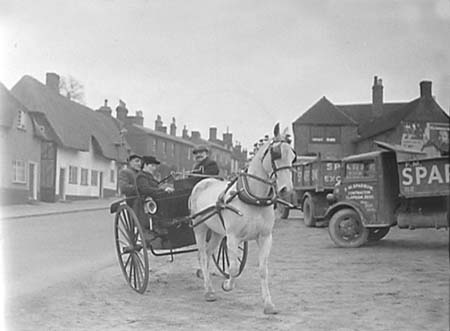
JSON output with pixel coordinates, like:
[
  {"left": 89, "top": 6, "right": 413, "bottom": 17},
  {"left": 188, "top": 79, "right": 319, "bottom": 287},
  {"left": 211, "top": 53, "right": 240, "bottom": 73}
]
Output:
[
  {"left": 192, "top": 144, "right": 219, "bottom": 178},
  {"left": 118, "top": 154, "right": 142, "bottom": 205}
]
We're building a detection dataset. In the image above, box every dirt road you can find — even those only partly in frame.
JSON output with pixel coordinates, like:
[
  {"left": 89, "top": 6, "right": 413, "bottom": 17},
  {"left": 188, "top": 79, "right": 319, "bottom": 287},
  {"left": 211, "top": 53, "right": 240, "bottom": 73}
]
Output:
[{"left": 6, "top": 212, "right": 448, "bottom": 331}]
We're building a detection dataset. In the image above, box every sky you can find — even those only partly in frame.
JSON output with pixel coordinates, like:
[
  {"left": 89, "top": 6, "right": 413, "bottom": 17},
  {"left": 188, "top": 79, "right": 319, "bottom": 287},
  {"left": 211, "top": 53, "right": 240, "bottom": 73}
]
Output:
[{"left": 1, "top": 0, "right": 449, "bottom": 150}]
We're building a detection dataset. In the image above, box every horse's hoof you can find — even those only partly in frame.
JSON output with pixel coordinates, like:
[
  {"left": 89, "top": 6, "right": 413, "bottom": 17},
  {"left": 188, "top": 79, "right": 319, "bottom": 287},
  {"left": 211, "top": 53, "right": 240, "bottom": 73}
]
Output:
[
  {"left": 221, "top": 280, "right": 233, "bottom": 292},
  {"left": 196, "top": 269, "right": 203, "bottom": 279},
  {"left": 263, "top": 304, "right": 278, "bottom": 315},
  {"left": 204, "top": 291, "right": 217, "bottom": 302}
]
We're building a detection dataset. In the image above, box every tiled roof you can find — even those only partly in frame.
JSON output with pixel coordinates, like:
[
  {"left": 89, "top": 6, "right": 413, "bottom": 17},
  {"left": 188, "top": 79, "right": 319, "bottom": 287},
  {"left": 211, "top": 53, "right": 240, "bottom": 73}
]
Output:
[
  {"left": 128, "top": 124, "right": 232, "bottom": 153},
  {"left": 11, "top": 75, "right": 128, "bottom": 161},
  {"left": 293, "top": 97, "right": 357, "bottom": 126},
  {"left": 355, "top": 97, "right": 449, "bottom": 141}
]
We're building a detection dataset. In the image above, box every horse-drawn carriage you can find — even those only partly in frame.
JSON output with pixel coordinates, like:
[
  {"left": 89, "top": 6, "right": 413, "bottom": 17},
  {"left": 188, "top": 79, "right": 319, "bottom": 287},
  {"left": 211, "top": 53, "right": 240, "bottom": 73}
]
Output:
[
  {"left": 110, "top": 176, "right": 248, "bottom": 294},
  {"left": 110, "top": 124, "right": 297, "bottom": 314}
]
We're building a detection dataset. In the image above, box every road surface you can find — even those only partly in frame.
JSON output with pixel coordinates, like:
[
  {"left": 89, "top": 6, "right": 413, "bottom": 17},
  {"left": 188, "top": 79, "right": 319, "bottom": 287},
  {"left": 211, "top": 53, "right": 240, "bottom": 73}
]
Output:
[{"left": 2, "top": 209, "right": 449, "bottom": 331}]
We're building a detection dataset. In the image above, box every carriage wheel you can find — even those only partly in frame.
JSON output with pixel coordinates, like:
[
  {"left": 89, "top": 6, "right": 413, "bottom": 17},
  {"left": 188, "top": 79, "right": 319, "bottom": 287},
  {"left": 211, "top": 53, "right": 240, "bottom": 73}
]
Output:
[
  {"left": 114, "top": 205, "right": 149, "bottom": 293},
  {"left": 212, "top": 237, "right": 248, "bottom": 278}
]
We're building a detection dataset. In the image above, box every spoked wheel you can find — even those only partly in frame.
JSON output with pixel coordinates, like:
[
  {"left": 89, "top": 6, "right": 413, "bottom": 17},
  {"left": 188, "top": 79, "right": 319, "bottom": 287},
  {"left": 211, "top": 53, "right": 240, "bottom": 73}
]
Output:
[
  {"left": 212, "top": 237, "right": 248, "bottom": 278},
  {"left": 114, "top": 205, "right": 149, "bottom": 293}
]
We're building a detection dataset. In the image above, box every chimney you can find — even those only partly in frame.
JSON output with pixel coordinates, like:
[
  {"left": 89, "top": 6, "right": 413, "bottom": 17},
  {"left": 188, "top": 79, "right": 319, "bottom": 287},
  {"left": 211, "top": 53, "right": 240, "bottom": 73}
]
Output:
[
  {"left": 116, "top": 99, "right": 128, "bottom": 122},
  {"left": 182, "top": 125, "right": 189, "bottom": 139},
  {"left": 372, "top": 76, "right": 383, "bottom": 116},
  {"left": 223, "top": 132, "right": 233, "bottom": 148},
  {"left": 96, "top": 99, "right": 112, "bottom": 116},
  {"left": 170, "top": 117, "right": 177, "bottom": 136},
  {"left": 191, "top": 131, "right": 201, "bottom": 141},
  {"left": 46, "top": 72, "right": 60, "bottom": 94},
  {"left": 420, "top": 81, "right": 432, "bottom": 99},
  {"left": 209, "top": 127, "right": 217, "bottom": 141},
  {"left": 155, "top": 114, "right": 163, "bottom": 131},
  {"left": 133, "top": 111, "right": 144, "bottom": 126}
]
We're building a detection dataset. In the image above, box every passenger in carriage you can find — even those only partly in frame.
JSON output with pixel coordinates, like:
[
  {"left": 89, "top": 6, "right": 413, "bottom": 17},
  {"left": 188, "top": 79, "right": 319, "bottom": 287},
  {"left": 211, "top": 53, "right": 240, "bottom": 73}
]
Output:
[
  {"left": 118, "top": 154, "right": 142, "bottom": 206},
  {"left": 136, "top": 156, "right": 174, "bottom": 244},
  {"left": 191, "top": 145, "right": 219, "bottom": 183}
]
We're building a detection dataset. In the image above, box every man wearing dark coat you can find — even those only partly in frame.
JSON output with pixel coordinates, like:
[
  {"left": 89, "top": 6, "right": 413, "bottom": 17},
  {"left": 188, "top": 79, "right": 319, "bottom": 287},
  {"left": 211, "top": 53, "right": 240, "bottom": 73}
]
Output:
[
  {"left": 192, "top": 145, "right": 219, "bottom": 177},
  {"left": 135, "top": 156, "right": 174, "bottom": 244},
  {"left": 118, "top": 154, "right": 142, "bottom": 206}
]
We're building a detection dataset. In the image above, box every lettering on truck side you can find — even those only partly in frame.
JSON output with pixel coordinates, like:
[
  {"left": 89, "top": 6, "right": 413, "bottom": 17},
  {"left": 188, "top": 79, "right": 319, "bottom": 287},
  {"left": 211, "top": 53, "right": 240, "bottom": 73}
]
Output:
[{"left": 401, "top": 163, "right": 450, "bottom": 186}]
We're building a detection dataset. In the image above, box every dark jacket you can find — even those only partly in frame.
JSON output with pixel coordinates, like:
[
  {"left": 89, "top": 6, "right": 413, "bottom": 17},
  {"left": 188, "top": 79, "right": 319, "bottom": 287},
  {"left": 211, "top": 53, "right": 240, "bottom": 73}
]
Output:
[
  {"left": 192, "top": 157, "right": 219, "bottom": 176},
  {"left": 136, "top": 171, "right": 166, "bottom": 198},
  {"left": 118, "top": 167, "right": 139, "bottom": 201}
]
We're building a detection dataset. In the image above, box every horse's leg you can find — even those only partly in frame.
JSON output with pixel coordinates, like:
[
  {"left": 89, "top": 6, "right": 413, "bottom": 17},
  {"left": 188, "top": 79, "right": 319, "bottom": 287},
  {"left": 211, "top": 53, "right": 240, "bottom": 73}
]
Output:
[
  {"left": 194, "top": 225, "right": 216, "bottom": 302},
  {"left": 205, "top": 231, "right": 223, "bottom": 274},
  {"left": 222, "top": 234, "right": 240, "bottom": 292},
  {"left": 257, "top": 233, "right": 277, "bottom": 314}
]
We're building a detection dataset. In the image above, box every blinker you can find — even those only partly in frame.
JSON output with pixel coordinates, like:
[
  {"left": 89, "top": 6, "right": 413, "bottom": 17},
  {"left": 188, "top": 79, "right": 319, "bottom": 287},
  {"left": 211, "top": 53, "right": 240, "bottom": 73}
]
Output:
[{"left": 270, "top": 144, "right": 282, "bottom": 161}]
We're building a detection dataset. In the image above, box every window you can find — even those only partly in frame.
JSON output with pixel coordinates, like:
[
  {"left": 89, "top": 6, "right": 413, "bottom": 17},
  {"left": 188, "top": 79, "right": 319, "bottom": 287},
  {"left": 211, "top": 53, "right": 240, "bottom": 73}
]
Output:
[
  {"left": 80, "top": 168, "right": 89, "bottom": 185},
  {"left": 171, "top": 143, "right": 175, "bottom": 157},
  {"left": 110, "top": 169, "right": 115, "bottom": 183},
  {"left": 152, "top": 139, "right": 157, "bottom": 153},
  {"left": 187, "top": 148, "right": 192, "bottom": 160},
  {"left": 69, "top": 166, "right": 78, "bottom": 184},
  {"left": 91, "top": 170, "right": 98, "bottom": 186},
  {"left": 17, "top": 110, "right": 26, "bottom": 130},
  {"left": 12, "top": 160, "right": 26, "bottom": 183},
  {"left": 310, "top": 126, "right": 340, "bottom": 143},
  {"left": 163, "top": 141, "right": 167, "bottom": 154},
  {"left": 345, "top": 160, "right": 375, "bottom": 179}
]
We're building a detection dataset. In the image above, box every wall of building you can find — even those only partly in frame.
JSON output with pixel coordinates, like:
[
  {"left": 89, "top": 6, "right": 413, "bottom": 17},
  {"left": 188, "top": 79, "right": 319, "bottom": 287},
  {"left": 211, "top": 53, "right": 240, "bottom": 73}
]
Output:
[
  {"left": 293, "top": 124, "right": 358, "bottom": 159},
  {"left": 55, "top": 139, "right": 118, "bottom": 200},
  {"left": 0, "top": 111, "right": 41, "bottom": 204}
]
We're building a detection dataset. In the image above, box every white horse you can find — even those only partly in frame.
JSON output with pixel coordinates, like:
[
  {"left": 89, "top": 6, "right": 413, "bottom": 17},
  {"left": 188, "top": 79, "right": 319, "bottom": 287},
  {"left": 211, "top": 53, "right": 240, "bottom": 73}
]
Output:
[{"left": 189, "top": 123, "right": 296, "bottom": 314}]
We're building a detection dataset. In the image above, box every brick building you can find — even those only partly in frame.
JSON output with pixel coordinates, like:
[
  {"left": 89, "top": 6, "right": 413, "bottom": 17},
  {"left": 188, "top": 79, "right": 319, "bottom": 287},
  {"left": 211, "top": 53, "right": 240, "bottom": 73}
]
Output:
[{"left": 293, "top": 77, "right": 449, "bottom": 159}]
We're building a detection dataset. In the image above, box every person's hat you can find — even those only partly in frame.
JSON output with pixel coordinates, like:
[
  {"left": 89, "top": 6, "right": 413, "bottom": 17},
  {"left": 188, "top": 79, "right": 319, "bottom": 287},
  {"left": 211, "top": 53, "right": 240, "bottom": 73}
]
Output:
[
  {"left": 127, "top": 154, "right": 142, "bottom": 162},
  {"left": 193, "top": 144, "right": 209, "bottom": 154},
  {"left": 142, "top": 155, "right": 161, "bottom": 165}
]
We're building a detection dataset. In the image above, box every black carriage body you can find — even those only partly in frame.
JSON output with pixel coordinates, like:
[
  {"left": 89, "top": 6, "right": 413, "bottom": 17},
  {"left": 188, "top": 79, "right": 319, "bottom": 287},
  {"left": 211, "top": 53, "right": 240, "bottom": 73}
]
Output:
[{"left": 150, "top": 187, "right": 196, "bottom": 249}]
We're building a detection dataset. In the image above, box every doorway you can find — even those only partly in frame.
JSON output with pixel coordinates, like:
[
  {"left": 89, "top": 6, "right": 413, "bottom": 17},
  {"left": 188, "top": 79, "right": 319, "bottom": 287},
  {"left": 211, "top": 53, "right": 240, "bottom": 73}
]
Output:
[
  {"left": 59, "top": 168, "right": 66, "bottom": 201},
  {"left": 28, "top": 162, "right": 37, "bottom": 200}
]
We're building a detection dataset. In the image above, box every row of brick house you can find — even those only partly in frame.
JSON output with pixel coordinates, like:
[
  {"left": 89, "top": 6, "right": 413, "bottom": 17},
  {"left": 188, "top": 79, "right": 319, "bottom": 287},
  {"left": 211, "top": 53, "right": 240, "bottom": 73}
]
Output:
[
  {"left": 0, "top": 72, "right": 247, "bottom": 205},
  {"left": 293, "top": 77, "right": 449, "bottom": 161}
]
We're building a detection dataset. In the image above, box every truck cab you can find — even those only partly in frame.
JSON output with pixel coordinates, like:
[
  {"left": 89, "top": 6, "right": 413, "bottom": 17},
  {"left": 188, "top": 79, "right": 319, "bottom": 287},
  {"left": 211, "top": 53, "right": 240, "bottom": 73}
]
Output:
[{"left": 325, "top": 150, "right": 449, "bottom": 247}]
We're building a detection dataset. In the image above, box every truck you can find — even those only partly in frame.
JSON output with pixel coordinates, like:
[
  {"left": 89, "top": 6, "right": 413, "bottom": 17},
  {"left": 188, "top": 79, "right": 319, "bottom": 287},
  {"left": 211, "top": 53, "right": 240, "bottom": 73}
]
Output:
[
  {"left": 277, "top": 155, "right": 341, "bottom": 227},
  {"left": 324, "top": 149, "right": 449, "bottom": 248}
]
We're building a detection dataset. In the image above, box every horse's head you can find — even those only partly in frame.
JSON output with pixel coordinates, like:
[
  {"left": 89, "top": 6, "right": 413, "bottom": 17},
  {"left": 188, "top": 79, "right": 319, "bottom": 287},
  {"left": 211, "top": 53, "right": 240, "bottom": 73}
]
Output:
[{"left": 259, "top": 123, "right": 296, "bottom": 196}]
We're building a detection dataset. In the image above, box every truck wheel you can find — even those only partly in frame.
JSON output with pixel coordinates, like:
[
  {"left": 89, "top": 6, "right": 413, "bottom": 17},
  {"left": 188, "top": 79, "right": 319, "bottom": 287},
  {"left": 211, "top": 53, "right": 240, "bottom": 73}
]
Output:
[
  {"left": 368, "top": 227, "right": 390, "bottom": 241},
  {"left": 328, "top": 208, "right": 368, "bottom": 248},
  {"left": 276, "top": 204, "right": 290, "bottom": 219},
  {"left": 302, "top": 197, "right": 316, "bottom": 227}
]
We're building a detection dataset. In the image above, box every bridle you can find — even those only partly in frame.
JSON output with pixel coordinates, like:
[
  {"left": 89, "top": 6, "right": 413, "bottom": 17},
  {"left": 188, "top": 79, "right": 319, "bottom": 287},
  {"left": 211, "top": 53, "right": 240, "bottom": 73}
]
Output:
[{"left": 261, "top": 140, "right": 296, "bottom": 179}]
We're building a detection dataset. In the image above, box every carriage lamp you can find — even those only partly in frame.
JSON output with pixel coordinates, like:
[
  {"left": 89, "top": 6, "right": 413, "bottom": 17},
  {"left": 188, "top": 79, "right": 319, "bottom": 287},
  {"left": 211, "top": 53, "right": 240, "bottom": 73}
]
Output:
[{"left": 144, "top": 197, "right": 158, "bottom": 215}]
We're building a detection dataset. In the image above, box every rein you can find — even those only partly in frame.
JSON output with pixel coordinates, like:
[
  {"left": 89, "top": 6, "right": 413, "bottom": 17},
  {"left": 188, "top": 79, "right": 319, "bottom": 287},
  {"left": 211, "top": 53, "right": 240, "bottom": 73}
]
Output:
[{"left": 190, "top": 139, "right": 295, "bottom": 229}]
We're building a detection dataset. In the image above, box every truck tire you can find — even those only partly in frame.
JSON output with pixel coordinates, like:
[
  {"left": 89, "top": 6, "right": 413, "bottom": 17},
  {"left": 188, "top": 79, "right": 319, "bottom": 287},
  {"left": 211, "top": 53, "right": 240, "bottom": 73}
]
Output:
[
  {"left": 368, "top": 227, "right": 390, "bottom": 241},
  {"left": 328, "top": 208, "right": 369, "bottom": 248},
  {"left": 302, "top": 196, "right": 316, "bottom": 227}
]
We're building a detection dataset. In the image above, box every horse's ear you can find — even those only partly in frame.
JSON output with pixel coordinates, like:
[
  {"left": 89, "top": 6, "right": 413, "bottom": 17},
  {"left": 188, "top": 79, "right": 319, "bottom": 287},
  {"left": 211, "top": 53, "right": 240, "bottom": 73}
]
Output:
[
  {"left": 273, "top": 123, "right": 280, "bottom": 137},
  {"left": 281, "top": 127, "right": 289, "bottom": 138}
]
